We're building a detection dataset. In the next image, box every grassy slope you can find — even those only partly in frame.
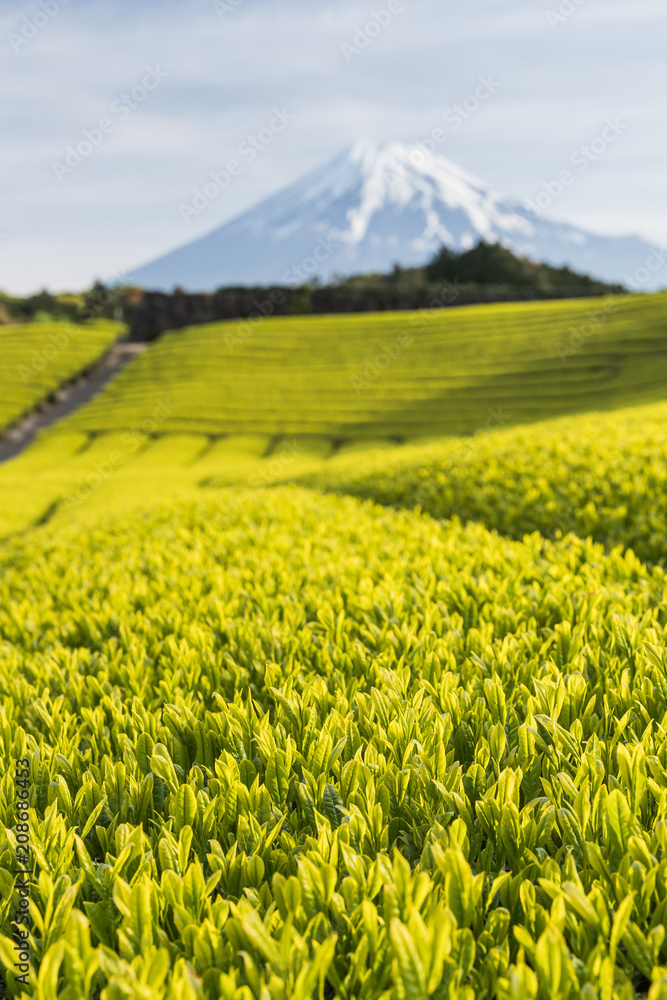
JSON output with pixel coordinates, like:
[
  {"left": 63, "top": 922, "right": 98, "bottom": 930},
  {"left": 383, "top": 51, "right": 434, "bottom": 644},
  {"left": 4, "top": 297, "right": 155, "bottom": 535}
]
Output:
[
  {"left": 4, "top": 298, "right": 667, "bottom": 995},
  {"left": 0, "top": 431, "right": 332, "bottom": 537},
  {"left": 62, "top": 294, "right": 667, "bottom": 438},
  {"left": 297, "top": 398, "right": 667, "bottom": 565},
  {"left": 1, "top": 293, "right": 666, "bottom": 541},
  {"left": 0, "top": 321, "right": 122, "bottom": 433},
  {"left": 2, "top": 487, "right": 667, "bottom": 997}
]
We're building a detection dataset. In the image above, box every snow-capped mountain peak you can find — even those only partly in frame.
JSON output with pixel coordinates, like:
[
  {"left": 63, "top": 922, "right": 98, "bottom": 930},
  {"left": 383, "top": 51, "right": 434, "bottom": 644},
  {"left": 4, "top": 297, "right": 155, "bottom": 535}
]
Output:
[
  {"left": 335, "top": 140, "right": 534, "bottom": 250},
  {"left": 129, "top": 140, "right": 662, "bottom": 291}
]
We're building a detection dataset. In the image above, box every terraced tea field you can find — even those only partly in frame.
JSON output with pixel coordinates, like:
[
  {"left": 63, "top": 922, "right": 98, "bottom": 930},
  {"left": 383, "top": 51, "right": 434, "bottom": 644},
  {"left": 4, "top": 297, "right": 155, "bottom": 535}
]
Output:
[
  {"left": 0, "top": 321, "right": 121, "bottom": 433},
  {"left": 3, "top": 295, "right": 667, "bottom": 998},
  {"left": 3, "top": 485, "right": 667, "bottom": 998},
  {"left": 2, "top": 293, "right": 666, "bottom": 538},
  {"left": 299, "top": 397, "right": 667, "bottom": 565},
  {"left": 63, "top": 293, "right": 667, "bottom": 439},
  {"left": 3, "top": 391, "right": 667, "bottom": 551}
]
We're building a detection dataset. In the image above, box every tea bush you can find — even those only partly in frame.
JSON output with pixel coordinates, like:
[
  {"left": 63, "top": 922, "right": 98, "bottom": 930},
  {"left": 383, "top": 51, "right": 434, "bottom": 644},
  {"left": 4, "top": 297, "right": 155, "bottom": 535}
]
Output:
[
  {"left": 2, "top": 488, "right": 667, "bottom": 997},
  {"left": 63, "top": 294, "right": 667, "bottom": 439},
  {"left": 0, "top": 322, "right": 121, "bottom": 433},
  {"left": 299, "top": 398, "right": 667, "bottom": 565}
]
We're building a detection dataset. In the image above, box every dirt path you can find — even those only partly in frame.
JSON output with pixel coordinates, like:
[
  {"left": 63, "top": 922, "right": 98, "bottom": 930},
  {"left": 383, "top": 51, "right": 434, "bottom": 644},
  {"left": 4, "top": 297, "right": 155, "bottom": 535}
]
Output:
[{"left": 0, "top": 342, "right": 146, "bottom": 465}]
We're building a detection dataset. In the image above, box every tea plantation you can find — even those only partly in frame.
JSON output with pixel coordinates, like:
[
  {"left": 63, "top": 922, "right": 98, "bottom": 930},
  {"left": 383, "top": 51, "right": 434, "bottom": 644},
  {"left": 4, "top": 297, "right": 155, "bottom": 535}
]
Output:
[
  {"left": 0, "top": 322, "right": 121, "bottom": 434},
  {"left": 62, "top": 293, "right": 667, "bottom": 439},
  {"left": 4, "top": 487, "right": 667, "bottom": 999},
  {"left": 2, "top": 297, "right": 667, "bottom": 998},
  {"left": 299, "top": 398, "right": 667, "bottom": 565}
]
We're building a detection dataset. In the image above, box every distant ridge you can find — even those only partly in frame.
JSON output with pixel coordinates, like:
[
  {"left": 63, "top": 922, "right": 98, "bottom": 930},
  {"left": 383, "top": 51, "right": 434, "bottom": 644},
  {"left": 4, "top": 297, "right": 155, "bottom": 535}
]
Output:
[{"left": 129, "top": 140, "right": 664, "bottom": 291}]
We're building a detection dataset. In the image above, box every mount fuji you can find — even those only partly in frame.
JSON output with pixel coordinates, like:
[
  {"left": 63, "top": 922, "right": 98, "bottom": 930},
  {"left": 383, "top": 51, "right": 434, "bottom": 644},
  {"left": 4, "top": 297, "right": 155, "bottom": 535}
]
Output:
[{"left": 128, "top": 141, "right": 663, "bottom": 292}]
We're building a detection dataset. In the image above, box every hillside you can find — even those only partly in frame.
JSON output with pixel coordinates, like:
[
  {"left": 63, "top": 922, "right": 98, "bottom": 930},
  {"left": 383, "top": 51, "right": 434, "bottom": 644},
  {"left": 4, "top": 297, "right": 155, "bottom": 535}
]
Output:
[
  {"left": 298, "top": 397, "right": 667, "bottom": 565},
  {"left": 0, "top": 321, "right": 121, "bottom": 433},
  {"left": 128, "top": 242, "right": 624, "bottom": 342},
  {"left": 423, "top": 240, "right": 625, "bottom": 294},
  {"left": 4, "top": 296, "right": 667, "bottom": 997},
  {"left": 2, "top": 484, "right": 667, "bottom": 998},
  {"left": 60, "top": 294, "right": 667, "bottom": 439},
  {"left": 1, "top": 293, "right": 667, "bottom": 543}
]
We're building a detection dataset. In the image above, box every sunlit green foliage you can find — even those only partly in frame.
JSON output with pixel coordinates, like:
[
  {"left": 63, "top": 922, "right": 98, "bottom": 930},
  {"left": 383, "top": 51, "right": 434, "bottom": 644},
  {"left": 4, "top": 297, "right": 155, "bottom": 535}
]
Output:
[
  {"left": 3, "top": 295, "right": 667, "bottom": 998},
  {"left": 2, "top": 294, "right": 667, "bottom": 543},
  {"left": 0, "top": 430, "right": 329, "bottom": 537},
  {"left": 63, "top": 294, "right": 667, "bottom": 438},
  {"left": 2, "top": 488, "right": 667, "bottom": 997},
  {"left": 298, "top": 398, "right": 667, "bottom": 565},
  {"left": 0, "top": 322, "right": 121, "bottom": 433}
]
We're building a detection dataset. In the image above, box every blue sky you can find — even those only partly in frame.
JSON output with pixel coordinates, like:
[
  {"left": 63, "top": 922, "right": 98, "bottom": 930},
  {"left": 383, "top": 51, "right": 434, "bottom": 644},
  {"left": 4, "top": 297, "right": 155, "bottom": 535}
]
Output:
[{"left": 1, "top": 0, "right": 665, "bottom": 293}]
